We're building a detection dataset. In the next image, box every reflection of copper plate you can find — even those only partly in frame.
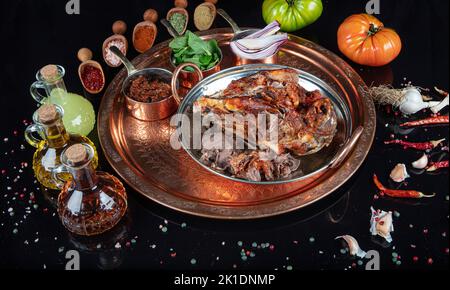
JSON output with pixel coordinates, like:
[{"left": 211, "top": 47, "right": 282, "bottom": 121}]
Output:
[{"left": 98, "top": 28, "right": 376, "bottom": 219}]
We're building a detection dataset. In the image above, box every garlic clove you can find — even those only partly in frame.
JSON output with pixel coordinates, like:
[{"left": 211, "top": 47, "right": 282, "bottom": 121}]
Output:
[
  {"left": 389, "top": 163, "right": 410, "bottom": 183},
  {"left": 431, "top": 95, "right": 449, "bottom": 114},
  {"left": 370, "top": 207, "right": 394, "bottom": 243},
  {"left": 376, "top": 212, "right": 394, "bottom": 240},
  {"left": 335, "top": 235, "right": 367, "bottom": 258},
  {"left": 412, "top": 154, "right": 429, "bottom": 169},
  {"left": 431, "top": 138, "right": 446, "bottom": 148},
  {"left": 435, "top": 87, "right": 449, "bottom": 96}
]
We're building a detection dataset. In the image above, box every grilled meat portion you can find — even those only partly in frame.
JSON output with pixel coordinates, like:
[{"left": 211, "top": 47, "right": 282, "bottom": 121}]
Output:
[
  {"left": 200, "top": 149, "right": 301, "bottom": 182},
  {"left": 194, "top": 68, "right": 337, "bottom": 181}
]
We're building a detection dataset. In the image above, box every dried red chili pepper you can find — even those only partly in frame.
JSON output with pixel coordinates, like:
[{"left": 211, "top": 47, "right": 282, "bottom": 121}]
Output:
[
  {"left": 373, "top": 174, "right": 435, "bottom": 198},
  {"left": 427, "top": 160, "right": 449, "bottom": 172},
  {"left": 400, "top": 116, "right": 449, "bottom": 127},
  {"left": 384, "top": 139, "right": 445, "bottom": 151}
]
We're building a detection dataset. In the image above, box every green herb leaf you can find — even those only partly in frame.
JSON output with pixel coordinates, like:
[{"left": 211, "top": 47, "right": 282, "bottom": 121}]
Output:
[
  {"left": 206, "top": 59, "right": 218, "bottom": 70},
  {"left": 187, "top": 31, "right": 211, "bottom": 55},
  {"left": 169, "top": 35, "right": 188, "bottom": 50},
  {"left": 182, "top": 56, "right": 201, "bottom": 64},
  {"left": 174, "top": 46, "right": 189, "bottom": 58},
  {"left": 199, "top": 54, "right": 212, "bottom": 65},
  {"left": 170, "top": 30, "right": 222, "bottom": 72},
  {"left": 207, "top": 40, "right": 220, "bottom": 55}
]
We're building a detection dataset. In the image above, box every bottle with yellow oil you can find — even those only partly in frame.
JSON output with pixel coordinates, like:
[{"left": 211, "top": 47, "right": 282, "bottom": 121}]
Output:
[{"left": 25, "top": 104, "right": 98, "bottom": 190}]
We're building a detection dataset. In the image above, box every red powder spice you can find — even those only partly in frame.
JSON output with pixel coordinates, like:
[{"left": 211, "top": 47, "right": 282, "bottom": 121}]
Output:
[
  {"left": 81, "top": 65, "right": 104, "bottom": 92},
  {"left": 134, "top": 26, "right": 155, "bottom": 53}
]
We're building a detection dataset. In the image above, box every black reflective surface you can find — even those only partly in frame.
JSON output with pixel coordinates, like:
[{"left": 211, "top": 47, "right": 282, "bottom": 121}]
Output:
[{"left": 0, "top": 0, "right": 448, "bottom": 270}]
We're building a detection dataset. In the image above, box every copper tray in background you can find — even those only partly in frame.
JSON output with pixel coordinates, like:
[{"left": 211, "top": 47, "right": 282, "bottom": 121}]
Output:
[{"left": 97, "top": 28, "right": 376, "bottom": 219}]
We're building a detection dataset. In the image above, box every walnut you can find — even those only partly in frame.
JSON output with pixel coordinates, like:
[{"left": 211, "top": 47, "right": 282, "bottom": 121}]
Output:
[
  {"left": 174, "top": 0, "right": 188, "bottom": 9},
  {"left": 143, "top": 9, "right": 158, "bottom": 23},
  {"left": 112, "top": 20, "right": 127, "bottom": 35}
]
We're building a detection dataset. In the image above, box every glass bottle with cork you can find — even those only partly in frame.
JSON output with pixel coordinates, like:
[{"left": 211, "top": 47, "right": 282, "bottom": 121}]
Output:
[
  {"left": 52, "top": 143, "right": 128, "bottom": 236},
  {"left": 24, "top": 104, "right": 98, "bottom": 190},
  {"left": 29, "top": 64, "right": 96, "bottom": 136}
]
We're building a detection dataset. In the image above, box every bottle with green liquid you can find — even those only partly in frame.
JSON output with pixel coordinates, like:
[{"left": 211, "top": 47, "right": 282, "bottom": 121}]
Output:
[
  {"left": 25, "top": 104, "right": 98, "bottom": 190},
  {"left": 30, "top": 64, "right": 96, "bottom": 136}
]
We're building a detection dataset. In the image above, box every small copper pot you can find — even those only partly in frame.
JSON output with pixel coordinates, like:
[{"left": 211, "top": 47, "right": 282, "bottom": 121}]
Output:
[
  {"left": 216, "top": 9, "right": 279, "bottom": 66},
  {"left": 235, "top": 52, "right": 278, "bottom": 66},
  {"left": 171, "top": 63, "right": 204, "bottom": 105},
  {"left": 110, "top": 46, "right": 179, "bottom": 121},
  {"left": 170, "top": 50, "right": 222, "bottom": 89},
  {"left": 123, "top": 68, "right": 178, "bottom": 121}
]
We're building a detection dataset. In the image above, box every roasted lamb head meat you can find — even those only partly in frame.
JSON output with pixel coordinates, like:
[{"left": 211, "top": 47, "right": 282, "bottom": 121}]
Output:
[
  {"left": 193, "top": 68, "right": 338, "bottom": 181},
  {"left": 195, "top": 69, "right": 337, "bottom": 155},
  {"left": 200, "top": 149, "right": 301, "bottom": 182}
]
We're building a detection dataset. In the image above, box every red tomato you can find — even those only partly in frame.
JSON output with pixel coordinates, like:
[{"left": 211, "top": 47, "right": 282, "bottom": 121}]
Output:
[{"left": 337, "top": 14, "right": 402, "bottom": 67}]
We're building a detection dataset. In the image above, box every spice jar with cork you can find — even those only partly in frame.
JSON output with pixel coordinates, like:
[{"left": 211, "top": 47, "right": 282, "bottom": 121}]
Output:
[
  {"left": 52, "top": 143, "right": 128, "bottom": 236},
  {"left": 24, "top": 104, "right": 98, "bottom": 190},
  {"left": 30, "top": 64, "right": 67, "bottom": 104}
]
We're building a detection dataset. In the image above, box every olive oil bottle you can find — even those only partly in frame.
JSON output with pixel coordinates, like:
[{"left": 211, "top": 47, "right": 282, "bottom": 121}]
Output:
[{"left": 25, "top": 104, "right": 98, "bottom": 190}]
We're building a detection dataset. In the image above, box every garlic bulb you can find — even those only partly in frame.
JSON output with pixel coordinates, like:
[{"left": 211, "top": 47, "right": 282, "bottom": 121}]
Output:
[
  {"left": 335, "top": 235, "right": 367, "bottom": 258},
  {"left": 399, "top": 88, "right": 440, "bottom": 115},
  {"left": 389, "top": 163, "right": 410, "bottom": 183},
  {"left": 412, "top": 154, "right": 429, "bottom": 169},
  {"left": 369, "top": 86, "right": 440, "bottom": 115}
]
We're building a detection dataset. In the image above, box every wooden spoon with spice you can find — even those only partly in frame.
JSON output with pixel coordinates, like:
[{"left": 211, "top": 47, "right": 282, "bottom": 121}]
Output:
[
  {"left": 194, "top": 2, "right": 217, "bottom": 31},
  {"left": 132, "top": 8, "right": 159, "bottom": 53},
  {"left": 167, "top": 7, "right": 189, "bottom": 36},
  {"left": 132, "top": 21, "right": 158, "bottom": 53},
  {"left": 77, "top": 48, "right": 105, "bottom": 94},
  {"left": 103, "top": 20, "right": 129, "bottom": 67},
  {"left": 161, "top": 19, "right": 181, "bottom": 38}
]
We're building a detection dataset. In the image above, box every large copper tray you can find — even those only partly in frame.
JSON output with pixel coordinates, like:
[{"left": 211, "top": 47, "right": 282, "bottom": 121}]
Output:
[{"left": 98, "top": 28, "right": 376, "bottom": 219}]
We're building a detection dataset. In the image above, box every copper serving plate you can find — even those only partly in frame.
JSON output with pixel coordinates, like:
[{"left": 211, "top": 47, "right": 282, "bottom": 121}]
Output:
[{"left": 98, "top": 28, "right": 376, "bottom": 219}]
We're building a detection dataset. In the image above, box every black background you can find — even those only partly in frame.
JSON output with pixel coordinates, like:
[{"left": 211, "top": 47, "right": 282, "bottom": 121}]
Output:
[{"left": 0, "top": 0, "right": 448, "bottom": 273}]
